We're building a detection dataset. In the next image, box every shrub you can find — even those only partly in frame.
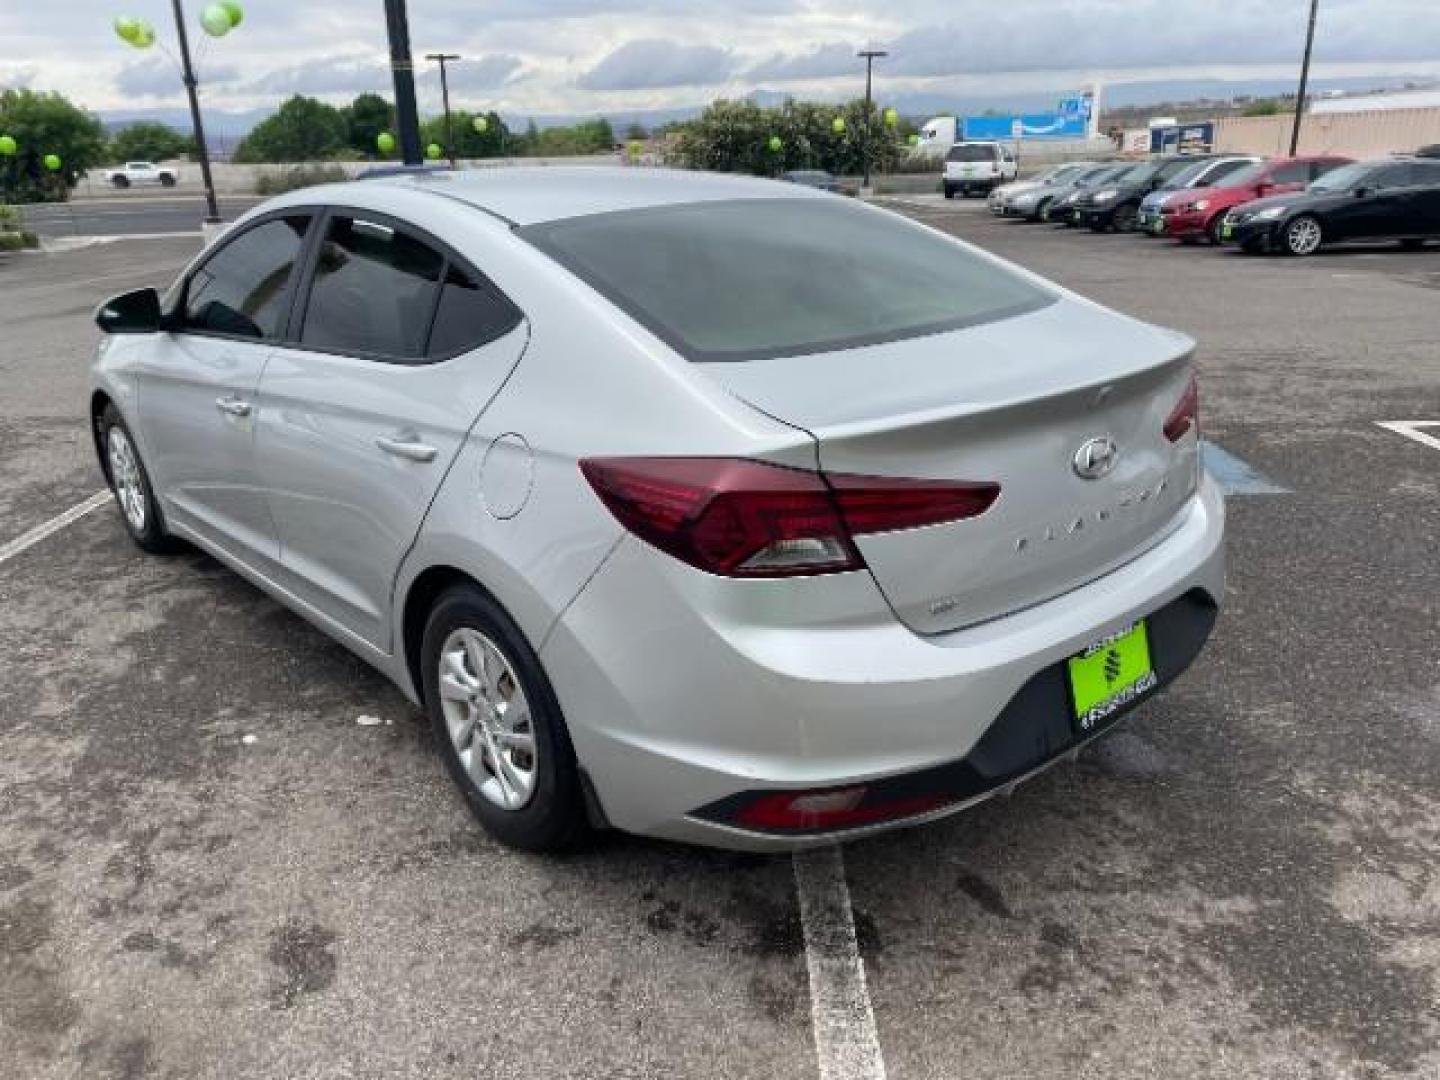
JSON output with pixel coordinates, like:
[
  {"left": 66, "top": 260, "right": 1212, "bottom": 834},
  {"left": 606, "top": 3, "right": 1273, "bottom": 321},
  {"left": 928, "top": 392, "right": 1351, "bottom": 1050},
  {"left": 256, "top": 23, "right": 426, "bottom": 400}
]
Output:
[
  {"left": 255, "top": 164, "right": 348, "bottom": 196},
  {"left": 0, "top": 230, "right": 39, "bottom": 251},
  {"left": 0, "top": 204, "right": 21, "bottom": 230}
]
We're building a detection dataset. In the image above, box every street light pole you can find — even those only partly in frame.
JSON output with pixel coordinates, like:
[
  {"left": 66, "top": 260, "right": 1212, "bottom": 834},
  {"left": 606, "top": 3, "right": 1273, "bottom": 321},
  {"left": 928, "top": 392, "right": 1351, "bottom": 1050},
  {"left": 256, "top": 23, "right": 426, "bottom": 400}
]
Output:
[
  {"left": 426, "top": 53, "right": 461, "bottom": 166},
  {"left": 383, "top": 0, "right": 423, "bottom": 165},
  {"left": 169, "top": 0, "right": 219, "bottom": 223},
  {"left": 857, "top": 48, "right": 888, "bottom": 192},
  {"left": 1289, "top": 0, "right": 1320, "bottom": 156}
]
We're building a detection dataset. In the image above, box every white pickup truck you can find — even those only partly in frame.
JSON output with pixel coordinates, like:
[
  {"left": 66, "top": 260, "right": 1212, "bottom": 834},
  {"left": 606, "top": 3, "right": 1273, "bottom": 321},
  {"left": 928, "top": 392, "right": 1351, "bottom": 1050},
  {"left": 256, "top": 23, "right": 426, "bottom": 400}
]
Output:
[{"left": 102, "top": 161, "right": 179, "bottom": 189}]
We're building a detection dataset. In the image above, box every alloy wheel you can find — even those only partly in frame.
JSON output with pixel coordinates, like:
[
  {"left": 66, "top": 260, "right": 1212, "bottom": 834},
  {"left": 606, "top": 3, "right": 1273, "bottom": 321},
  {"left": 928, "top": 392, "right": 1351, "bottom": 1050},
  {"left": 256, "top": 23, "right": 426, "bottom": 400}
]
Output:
[
  {"left": 438, "top": 627, "right": 538, "bottom": 810},
  {"left": 1286, "top": 217, "right": 1322, "bottom": 256},
  {"left": 107, "top": 426, "right": 147, "bottom": 532}
]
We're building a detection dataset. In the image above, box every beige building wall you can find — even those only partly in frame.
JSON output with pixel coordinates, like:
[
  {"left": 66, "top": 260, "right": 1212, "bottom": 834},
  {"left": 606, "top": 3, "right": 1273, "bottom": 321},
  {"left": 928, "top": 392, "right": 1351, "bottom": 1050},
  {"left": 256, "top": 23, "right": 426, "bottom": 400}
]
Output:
[{"left": 1214, "top": 107, "right": 1440, "bottom": 159}]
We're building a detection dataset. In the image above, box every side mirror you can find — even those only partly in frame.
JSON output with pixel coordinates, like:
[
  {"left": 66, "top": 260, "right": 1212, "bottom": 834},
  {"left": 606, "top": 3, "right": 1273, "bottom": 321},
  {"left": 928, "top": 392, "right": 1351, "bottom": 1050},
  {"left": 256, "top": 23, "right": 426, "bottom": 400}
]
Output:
[
  {"left": 1354, "top": 186, "right": 1371, "bottom": 198},
  {"left": 95, "top": 288, "right": 163, "bottom": 334}
]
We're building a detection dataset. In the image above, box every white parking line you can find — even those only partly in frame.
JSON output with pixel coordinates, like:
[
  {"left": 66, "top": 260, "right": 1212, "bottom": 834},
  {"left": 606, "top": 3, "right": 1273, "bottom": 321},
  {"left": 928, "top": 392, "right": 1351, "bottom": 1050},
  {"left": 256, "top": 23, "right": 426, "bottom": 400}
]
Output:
[
  {"left": 793, "top": 847, "right": 888, "bottom": 1080},
  {"left": 0, "top": 491, "right": 112, "bottom": 567},
  {"left": 1377, "top": 420, "right": 1440, "bottom": 453}
]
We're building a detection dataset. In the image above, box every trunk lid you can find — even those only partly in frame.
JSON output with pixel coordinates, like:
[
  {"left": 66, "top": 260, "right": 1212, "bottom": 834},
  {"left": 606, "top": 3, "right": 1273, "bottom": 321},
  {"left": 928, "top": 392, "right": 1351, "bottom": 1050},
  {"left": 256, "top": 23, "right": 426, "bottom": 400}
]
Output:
[{"left": 704, "top": 297, "right": 1200, "bottom": 634}]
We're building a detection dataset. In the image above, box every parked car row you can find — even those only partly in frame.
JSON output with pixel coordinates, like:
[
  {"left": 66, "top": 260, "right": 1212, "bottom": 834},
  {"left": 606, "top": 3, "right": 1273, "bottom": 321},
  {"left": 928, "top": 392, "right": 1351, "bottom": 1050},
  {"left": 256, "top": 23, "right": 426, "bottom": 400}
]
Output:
[{"left": 987, "top": 151, "right": 1440, "bottom": 256}]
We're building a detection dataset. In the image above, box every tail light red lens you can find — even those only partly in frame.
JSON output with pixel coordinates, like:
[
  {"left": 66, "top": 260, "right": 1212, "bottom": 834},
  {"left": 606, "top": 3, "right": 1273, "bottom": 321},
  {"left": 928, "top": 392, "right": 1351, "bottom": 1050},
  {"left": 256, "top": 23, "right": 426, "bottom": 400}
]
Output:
[
  {"left": 731, "top": 787, "right": 953, "bottom": 832},
  {"left": 1163, "top": 374, "right": 1199, "bottom": 443},
  {"left": 580, "top": 457, "right": 999, "bottom": 578}
]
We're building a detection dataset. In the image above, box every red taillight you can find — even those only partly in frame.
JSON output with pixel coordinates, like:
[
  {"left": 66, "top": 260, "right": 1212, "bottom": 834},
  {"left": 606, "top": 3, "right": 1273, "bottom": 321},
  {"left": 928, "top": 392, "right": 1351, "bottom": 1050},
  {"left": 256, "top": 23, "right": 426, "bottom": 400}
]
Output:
[
  {"left": 731, "top": 786, "right": 953, "bottom": 831},
  {"left": 1163, "top": 375, "right": 1199, "bottom": 443},
  {"left": 580, "top": 457, "right": 999, "bottom": 578}
]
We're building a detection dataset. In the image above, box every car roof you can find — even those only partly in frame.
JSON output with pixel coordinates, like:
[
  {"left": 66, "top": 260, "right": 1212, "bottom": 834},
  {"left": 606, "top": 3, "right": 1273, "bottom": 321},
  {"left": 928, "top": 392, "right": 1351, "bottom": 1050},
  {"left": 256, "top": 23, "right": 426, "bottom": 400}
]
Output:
[{"left": 365, "top": 166, "right": 826, "bottom": 226}]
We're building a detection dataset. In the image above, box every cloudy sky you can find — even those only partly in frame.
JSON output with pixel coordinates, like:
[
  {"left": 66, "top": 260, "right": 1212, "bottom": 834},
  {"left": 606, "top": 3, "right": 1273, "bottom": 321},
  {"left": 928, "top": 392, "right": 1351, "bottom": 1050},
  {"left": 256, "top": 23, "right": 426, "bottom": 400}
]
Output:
[{"left": 3, "top": 0, "right": 1440, "bottom": 118}]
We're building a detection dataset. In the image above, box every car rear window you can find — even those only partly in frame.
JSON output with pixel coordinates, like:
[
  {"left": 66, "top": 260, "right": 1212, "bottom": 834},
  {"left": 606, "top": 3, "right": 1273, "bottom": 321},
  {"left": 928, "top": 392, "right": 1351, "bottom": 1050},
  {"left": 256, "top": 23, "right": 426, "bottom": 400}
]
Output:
[
  {"left": 520, "top": 198, "right": 1054, "bottom": 363},
  {"left": 946, "top": 144, "right": 996, "bottom": 162}
]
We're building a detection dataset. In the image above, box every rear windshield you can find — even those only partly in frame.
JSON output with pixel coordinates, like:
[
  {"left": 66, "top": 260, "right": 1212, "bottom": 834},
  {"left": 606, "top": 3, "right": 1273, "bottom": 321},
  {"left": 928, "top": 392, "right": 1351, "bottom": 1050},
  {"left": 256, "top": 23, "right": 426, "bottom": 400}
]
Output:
[
  {"left": 521, "top": 198, "right": 1054, "bottom": 363},
  {"left": 947, "top": 144, "right": 997, "bottom": 162}
]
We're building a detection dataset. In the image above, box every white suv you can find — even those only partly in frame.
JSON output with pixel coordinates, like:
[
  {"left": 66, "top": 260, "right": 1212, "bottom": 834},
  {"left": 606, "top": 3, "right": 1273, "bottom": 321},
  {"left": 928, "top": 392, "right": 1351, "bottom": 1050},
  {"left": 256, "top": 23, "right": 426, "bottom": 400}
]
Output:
[{"left": 943, "top": 142, "right": 1018, "bottom": 199}]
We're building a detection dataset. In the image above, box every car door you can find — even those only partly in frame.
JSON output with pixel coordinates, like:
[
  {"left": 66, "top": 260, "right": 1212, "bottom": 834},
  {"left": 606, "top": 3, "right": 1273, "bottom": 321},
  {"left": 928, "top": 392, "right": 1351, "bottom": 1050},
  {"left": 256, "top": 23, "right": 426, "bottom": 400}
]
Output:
[
  {"left": 134, "top": 211, "right": 314, "bottom": 565},
  {"left": 254, "top": 209, "right": 527, "bottom": 651},
  {"left": 1332, "top": 165, "right": 1412, "bottom": 241},
  {"left": 1412, "top": 162, "right": 1440, "bottom": 235}
]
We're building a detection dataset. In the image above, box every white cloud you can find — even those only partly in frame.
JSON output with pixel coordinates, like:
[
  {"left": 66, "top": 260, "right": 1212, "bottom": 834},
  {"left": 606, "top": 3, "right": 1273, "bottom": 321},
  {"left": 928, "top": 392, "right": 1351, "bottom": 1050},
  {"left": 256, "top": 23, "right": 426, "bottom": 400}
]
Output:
[{"left": 3, "top": 0, "right": 1438, "bottom": 116}]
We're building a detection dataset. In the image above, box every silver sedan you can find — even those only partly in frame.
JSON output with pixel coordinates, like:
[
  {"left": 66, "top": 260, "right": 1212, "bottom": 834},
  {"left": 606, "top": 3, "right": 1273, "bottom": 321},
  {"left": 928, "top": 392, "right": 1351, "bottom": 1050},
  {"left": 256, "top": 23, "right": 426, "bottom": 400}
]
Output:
[{"left": 90, "top": 167, "right": 1224, "bottom": 851}]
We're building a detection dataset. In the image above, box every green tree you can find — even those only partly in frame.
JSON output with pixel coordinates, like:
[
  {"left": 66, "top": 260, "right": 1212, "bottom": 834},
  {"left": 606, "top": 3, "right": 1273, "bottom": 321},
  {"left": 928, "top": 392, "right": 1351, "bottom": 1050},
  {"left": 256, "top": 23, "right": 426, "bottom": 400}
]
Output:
[
  {"left": 523, "top": 117, "right": 617, "bottom": 157},
  {"left": 0, "top": 88, "right": 107, "bottom": 203},
  {"left": 419, "top": 109, "right": 510, "bottom": 160},
  {"left": 341, "top": 92, "right": 394, "bottom": 157},
  {"left": 233, "top": 95, "right": 348, "bottom": 163},
  {"left": 624, "top": 122, "right": 648, "bottom": 142},
  {"left": 109, "top": 121, "right": 192, "bottom": 164},
  {"left": 670, "top": 98, "right": 899, "bottom": 178},
  {"left": 1241, "top": 99, "right": 1284, "bottom": 117}
]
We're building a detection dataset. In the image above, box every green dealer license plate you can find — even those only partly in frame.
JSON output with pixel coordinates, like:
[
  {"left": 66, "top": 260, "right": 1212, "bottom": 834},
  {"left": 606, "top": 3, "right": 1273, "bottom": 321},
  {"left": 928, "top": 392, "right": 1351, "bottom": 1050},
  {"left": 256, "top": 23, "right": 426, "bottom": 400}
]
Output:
[
  {"left": 1067, "top": 621, "right": 1157, "bottom": 733},
  {"left": 1222, "top": 221, "right": 1234, "bottom": 240}
]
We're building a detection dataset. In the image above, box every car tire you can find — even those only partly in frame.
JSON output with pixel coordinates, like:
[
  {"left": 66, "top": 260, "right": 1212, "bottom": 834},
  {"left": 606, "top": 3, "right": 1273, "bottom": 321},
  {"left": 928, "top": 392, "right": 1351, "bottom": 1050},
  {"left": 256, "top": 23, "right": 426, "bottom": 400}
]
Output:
[
  {"left": 1111, "top": 203, "right": 1139, "bottom": 233},
  {"left": 943, "top": 185, "right": 955, "bottom": 200},
  {"left": 421, "top": 583, "right": 587, "bottom": 852},
  {"left": 111, "top": 175, "right": 130, "bottom": 189},
  {"left": 1282, "top": 214, "right": 1323, "bottom": 257},
  {"left": 99, "top": 404, "right": 180, "bottom": 554},
  {"left": 1032, "top": 198, "right": 1051, "bottom": 222},
  {"left": 1400, "top": 238, "right": 1427, "bottom": 251},
  {"left": 160, "top": 174, "right": 176, "bottom": 187}
]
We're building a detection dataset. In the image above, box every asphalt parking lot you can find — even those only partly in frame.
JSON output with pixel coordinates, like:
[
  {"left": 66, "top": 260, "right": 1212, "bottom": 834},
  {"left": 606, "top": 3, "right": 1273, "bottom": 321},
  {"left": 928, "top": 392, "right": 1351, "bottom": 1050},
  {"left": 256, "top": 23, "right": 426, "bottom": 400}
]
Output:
[{"left": 2, "top": 200, "right": 1439, "bottom": 1079}]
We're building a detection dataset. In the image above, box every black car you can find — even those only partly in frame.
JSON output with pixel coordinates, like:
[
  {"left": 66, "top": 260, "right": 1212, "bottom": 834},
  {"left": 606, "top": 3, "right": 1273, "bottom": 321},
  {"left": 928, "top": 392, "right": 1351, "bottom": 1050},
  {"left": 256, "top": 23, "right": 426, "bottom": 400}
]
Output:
[
  {"left": 1045, "top": 163, "right": 1138, "bottom": 226},
  {"left": 1225, "top": 157, "right": 1440, "bottom": 256},
  {"left": 1073, "top": 156, "right": 1209, "bottom": 232}
]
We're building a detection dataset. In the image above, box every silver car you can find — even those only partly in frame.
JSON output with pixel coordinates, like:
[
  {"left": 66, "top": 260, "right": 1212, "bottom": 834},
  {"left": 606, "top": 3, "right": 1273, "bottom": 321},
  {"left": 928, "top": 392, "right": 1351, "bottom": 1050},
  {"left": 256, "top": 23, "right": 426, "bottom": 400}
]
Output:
[{"left": 90, "top": 168, "right": 1224, "bottom": 852}]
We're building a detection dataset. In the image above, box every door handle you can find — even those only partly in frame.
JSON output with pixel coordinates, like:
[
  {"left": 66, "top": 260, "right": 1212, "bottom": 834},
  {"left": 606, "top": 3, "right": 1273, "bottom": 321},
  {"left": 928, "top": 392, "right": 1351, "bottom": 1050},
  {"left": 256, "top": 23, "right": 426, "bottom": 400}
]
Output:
[
  {"left": 375, "top": 433, "right": 438, "bottom": 463},
  {"left": 215, "top": 395, "right": 252, "bottom": 418}
]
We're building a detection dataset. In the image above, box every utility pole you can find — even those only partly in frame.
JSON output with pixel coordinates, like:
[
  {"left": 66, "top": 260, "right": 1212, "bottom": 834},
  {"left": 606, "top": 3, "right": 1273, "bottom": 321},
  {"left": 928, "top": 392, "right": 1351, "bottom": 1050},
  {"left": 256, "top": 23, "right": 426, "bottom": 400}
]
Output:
[
  {"left": 857, "top": 48, "right": 888, "bottom": 192},
  {"left": 1289, "top": 0, "right": 1320, "bottom": 156},
  {"left": 425, "top": 53, "right": 461, "bottom": 166},
  {"left": 170, "top": 0, "right": 219, "bottom": 223},
  {"left": 383, "top": 0, "right": 423, "bottom": 165}
]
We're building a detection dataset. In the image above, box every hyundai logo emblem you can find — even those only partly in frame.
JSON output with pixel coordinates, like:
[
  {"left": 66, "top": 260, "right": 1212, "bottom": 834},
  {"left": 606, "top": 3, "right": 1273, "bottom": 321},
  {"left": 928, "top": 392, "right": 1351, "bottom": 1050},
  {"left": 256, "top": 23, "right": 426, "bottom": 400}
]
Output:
[{"left": 1072, "top": 437, "right": 1119, "bottom": 480}]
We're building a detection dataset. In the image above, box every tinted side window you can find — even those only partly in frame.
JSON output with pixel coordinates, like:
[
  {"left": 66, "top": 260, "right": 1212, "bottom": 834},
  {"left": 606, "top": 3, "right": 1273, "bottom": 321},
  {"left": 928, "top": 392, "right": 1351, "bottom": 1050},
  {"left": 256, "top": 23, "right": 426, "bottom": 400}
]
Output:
[
  {"left": 1311, "top": 160, "right": 1344, "bottom": 179},
  {"left": 184, "top": 215, "right": 310, "bottom": 339},
  {"left": 1269, "top": 163, "right": 1310, "bottom": 185},
  {"left": 1370, "top": 165, "right": 1414, "bottom": 190},
  {"left": 301, "top": 215, "right": 443, "bottom": 360},
  {"left": 428, "top": 264, "right": 523, "bottom": 358},
  {"left": 1206, "top": 160, "right": 1249, "bottom": 184},
  {"left": 1414, "top": 161, "right": 1440, "bottom": 186}
]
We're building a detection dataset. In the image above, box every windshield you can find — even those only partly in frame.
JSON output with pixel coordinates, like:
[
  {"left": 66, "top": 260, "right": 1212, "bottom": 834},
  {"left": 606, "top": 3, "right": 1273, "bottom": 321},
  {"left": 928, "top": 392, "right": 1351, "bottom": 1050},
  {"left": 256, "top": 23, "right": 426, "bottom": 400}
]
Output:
[
  {"left": 947, "top": 144, "right": 997, "bottom": 162},
  {"left": 1308, "top": 162, "right": 1372, "bottom": 192},
  {"left": 1163, "top": 161, "right": 1215, "bottom": 189},
  {"left": 522, "top": 198, "right": 1055, "bottom": 363},
  {"left": 1121, "top": 161, "right": 1165, "bottom": 187},
  {"left": 1083, "top": 164, "right": 1134, "bottom": 186},
  {"left": 1219, "top": 163, "right": 1267, "bottom": 188}
]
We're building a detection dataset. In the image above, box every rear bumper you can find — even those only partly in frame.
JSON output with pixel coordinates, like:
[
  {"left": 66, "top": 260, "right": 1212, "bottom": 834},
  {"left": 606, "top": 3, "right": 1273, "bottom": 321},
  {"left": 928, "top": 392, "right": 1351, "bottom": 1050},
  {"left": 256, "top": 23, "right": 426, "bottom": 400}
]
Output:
[{"left": 542, "top": 474, "right": 1226, "bottom": 851}]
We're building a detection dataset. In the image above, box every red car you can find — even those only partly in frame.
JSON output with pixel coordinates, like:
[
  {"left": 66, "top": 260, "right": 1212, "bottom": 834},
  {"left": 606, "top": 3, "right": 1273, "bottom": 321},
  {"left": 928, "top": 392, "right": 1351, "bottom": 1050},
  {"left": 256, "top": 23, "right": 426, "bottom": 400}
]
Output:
[{"left": 1159, "top": 155, "right": 1353, "bottom": 244}]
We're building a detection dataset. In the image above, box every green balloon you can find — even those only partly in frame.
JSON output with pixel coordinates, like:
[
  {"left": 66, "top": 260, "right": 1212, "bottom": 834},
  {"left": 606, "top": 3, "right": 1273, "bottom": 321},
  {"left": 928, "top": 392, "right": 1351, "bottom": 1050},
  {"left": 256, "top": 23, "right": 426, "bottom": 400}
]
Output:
[
  {"left": 132, "top": 21, "right": 156, "bottom": 48},
  {"left": 220, "top": 0, "right": 244, "bottom": 27},
  {"left": 425, "top": 143, "right": 443, "bottom": 160},
  {"left": 0, "top": 135, "right": 16, "bottom": 157},
  {"left": 376, "top": 131, "right": 396, "bottom": 153},
  {"left": 831, "top": 116, "right": 846, "bottom": 134},
  {"left": 472, "top": 116, "right": 488, "bottom": 134},
  {"left": 114, "top": 16, "right": 141, "bottom": 43},
  {"left": 200, "top": 3, "right": 232, "bottom": 36},
  {"left": 767, "top": 135, "right": 782, "bottom": 152},
  {"left": 883, "top": 107, "right": 899, "bottom": 127},
  {"left": 907, "top": 133, "right": 920, "bottom": 146},
  {"left": 43, "top": 154, "right": 62, "bottom": 171}
]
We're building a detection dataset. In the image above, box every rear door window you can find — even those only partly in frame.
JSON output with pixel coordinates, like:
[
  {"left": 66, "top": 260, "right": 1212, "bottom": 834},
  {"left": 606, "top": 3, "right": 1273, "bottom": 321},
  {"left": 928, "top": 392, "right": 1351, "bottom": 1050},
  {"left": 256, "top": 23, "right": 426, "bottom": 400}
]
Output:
[
  {"left": 427, "top": 263, "right": 523, "bottom": 358},
  {"left": 1269, "top": 162, "right": 1311, "bottom": 185},
  {"left": 947, "top": 144, "right": 996, "bottom": 162},
  {"left": 300, "top": 215, "right": 444, "bottom": 361},
  {"left": 182, "top": 214, "right": 312, "bottom": 340}
]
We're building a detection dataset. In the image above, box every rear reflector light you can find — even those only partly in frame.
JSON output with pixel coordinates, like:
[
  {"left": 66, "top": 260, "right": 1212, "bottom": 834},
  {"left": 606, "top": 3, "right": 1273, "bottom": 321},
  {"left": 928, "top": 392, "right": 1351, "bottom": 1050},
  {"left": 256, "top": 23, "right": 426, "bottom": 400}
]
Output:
[
  {"left": 1163, "top": 374, "right": 1199, "bottom": 443},
  {"left": 730, "top": 786, "right": 953, "bottom": 832},
  {"left": 580, "top": 457, "right": 999, "bottom": 578}
]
